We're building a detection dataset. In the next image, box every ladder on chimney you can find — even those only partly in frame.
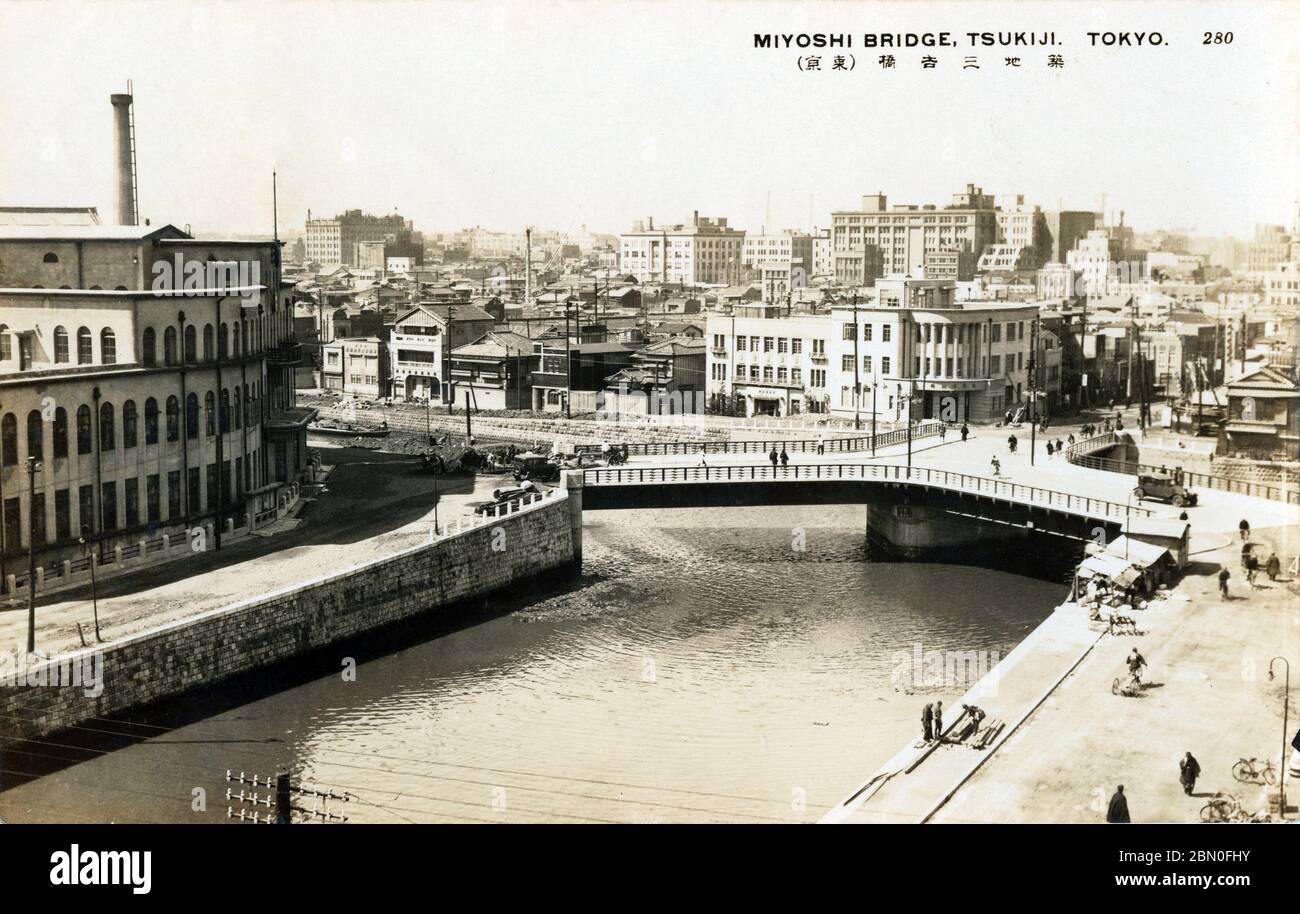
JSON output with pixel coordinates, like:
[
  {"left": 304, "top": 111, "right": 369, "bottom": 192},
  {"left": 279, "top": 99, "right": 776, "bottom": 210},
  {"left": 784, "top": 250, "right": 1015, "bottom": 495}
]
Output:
[{"left": 126, "top": 79, "right": 139, "bottom": 226}]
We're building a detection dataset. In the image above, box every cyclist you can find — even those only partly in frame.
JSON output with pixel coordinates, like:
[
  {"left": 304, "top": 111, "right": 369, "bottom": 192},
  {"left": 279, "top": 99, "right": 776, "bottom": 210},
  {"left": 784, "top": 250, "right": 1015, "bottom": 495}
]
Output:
[{"left": 1126, "top": 647, "right": 1147, "bottom": 685}]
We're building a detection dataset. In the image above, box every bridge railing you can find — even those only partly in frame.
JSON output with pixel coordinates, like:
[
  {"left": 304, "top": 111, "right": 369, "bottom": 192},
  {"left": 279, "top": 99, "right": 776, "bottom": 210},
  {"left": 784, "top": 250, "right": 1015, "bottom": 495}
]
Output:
[
  {"left": 573, "top": 420, "right": 945, "bottom": 458},
  {"left": 1066, "top": 433, "right": 1300, "bottom": 505},
  {"left": 582, "top": 462, "right": 1152, "bottom": 522}
]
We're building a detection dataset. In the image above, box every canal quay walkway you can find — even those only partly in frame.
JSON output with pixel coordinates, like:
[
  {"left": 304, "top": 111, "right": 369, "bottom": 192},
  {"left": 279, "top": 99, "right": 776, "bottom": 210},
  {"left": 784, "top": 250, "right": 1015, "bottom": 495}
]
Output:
[
  {"left": 600, "top": 416, "right": 1296, "bottom": 824},
  {"left": 0, "top": 444, "right": 512, "bottom": 659}
]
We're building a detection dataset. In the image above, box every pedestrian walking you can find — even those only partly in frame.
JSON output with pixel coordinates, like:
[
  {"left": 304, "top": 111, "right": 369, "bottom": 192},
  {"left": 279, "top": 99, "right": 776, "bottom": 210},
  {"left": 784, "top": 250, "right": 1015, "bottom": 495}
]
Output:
[
  {"left": 1218, "top": 567, "right": 1231, "bottom": 599},
  {"left": 779, "top": 446, "right": 789, "bottom": 467},
  {"left": 1106, "top": 785, "right": 1131, "bottom": 823},
  {"left": 1246, "top": 553, "right": 1260, "bottom": 586},
  {"left": 697, "top": 448, "right": 707, "bottom": 468},
  {"left": 769, "top": 446, "right": 779, "bottom": 468},
  {"left": 1004, "top": 409, "right": 1013, "bottom": 426},
  {"left": 1266, "top": 553, "right": 1281, "bottom": 581},
  {"left": 1179, "top": 752, "right": 1201, "bottom": 796},
  {"left": 921, "top": 702, "right": 934, "bottom": 742},
  {"left": 1046, "top": 441, "right": 1054, "bottom": 459},
  {"left": 1008, "top": 434, "right": 1017, "bottom": 454},
  {"left": 1238, "top": 518, "right": 1250, "bottom": 541},
  {"left": 817, "top": 434, "right": 825, "bottom": 456},
  {"left": 990, "top": 456, "right": 1002, "bottom": 478},
  {"left": 939, "top": 423, "right": 947, "bottom": 440},
  {"left": 933, "top": 701, "right": 943, "bottom": 741},
  {"left": 960, "top": 423, "right": 969, "bottom": 442},
  {"left": 1055, "top": 438, "right": 1064, "bottom": 454}
]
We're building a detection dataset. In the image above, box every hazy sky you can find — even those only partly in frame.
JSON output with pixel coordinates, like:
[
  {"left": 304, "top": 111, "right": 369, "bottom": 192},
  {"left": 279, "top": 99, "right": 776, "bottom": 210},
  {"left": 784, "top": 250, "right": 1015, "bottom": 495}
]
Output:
[{"left": 2, "top": 0, "right": 1297, "bottom": 239}]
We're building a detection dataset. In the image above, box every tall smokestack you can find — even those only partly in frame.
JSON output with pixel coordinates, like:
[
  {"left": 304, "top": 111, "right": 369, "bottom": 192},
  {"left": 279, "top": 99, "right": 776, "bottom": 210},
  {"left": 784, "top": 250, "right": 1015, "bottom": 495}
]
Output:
[{"left": 110, "top": 90, "right": 138, "bottom": 226}]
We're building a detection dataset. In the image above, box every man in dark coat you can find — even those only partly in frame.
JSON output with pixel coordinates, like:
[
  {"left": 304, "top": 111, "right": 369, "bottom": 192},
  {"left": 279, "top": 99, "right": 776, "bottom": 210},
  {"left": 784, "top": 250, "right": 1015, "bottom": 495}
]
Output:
[
  {"left": 960, "top": 423, "right": 969, "bottom": 442},
  {"left": 921, "top": 702, "right": 934, "bottom": 742},
  {"left": 1107, "top": 785, "right": 1131, "bottom": 823},
  {"left": 933, "top": 700, "right": 944, "bottom": 741},
  {"left": 1179, "top": 752, "right": 1201, "bottom": 795}
]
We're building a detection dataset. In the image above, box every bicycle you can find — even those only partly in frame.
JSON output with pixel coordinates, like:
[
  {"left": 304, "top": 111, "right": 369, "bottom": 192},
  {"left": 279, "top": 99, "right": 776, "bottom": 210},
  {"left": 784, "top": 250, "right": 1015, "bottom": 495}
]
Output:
[
  {"left": 1199, "top": 793, "right": 1241, "bottom": 822},
  {"left": 1111, "top": 673, "right": 1141, "bottom": 697},
  {"left": 1231, "top": 757, "right": 1278, "bottom": 786}
]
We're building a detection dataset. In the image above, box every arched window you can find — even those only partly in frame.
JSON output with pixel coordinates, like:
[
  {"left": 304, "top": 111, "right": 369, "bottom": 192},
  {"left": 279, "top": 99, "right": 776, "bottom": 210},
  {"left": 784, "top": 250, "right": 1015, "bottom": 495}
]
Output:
[
  {"left": 99, "top": 401, "right": 115, "bottom": 451},
  {"left": 114, "top": 285, "right": 127, "bottom": 291},
  {"left": 100, "top": 328, "right": 117, "bottom": 365},
  {"left": 76, "top": 405, "right": 92, "bottom": 454},
  {"left": 141, "top": 327, "right": 156, "bottom": 366},
  {"left": 144, "top": 398, "right": 159, "bottom": 445},
  {"left": 204, "top": 391, "right": 216, "bottom": 436},
  {"left": 53, "top": 407, "right": 68, "bottom": 458},
  {"left": 202, "top": 324, "right": 214, "bottom": 362},
  {"left": 240, "top": 319, "right": 248, "bottom": 355},
  {"left": 232, "top": 385, "right": 241, "bottom": 430},
  {"left": 53, "top": 326, "right": 69, "bottom": 363},
  {"left": 219, "top": 323, "right": 228, "bottom": 359},
  {"left": 184, "top": 325, "right": 197, "bottom": 363},
  {"left": 122, "top": 399, "right": 138, "bottom": 449},
  {"left": 185, "top": 393, "right": 199, "bottom": 439},
  {"left": 233, "top": 324, "right": 241, "bottom": 358},
  {"left": 1, "top": 413, "right": 16, "bottom": 466},
  {"left": 43, "top": 252, "right": 59, "bottom": 264},
  {"left": 164, "top": 326, "right": 178, "bottom": 365},
  {"left": 166, "top": 396, "right": 180, "bottom": 442},
  {"left": 76, "top": 327, "right": 93, "bottom": 364},
  {"left": 26, "top": 410, "right": 43, "bottom": 461},
  {"left": 219, "top": 388, "right": 230, "bottom": 433}
]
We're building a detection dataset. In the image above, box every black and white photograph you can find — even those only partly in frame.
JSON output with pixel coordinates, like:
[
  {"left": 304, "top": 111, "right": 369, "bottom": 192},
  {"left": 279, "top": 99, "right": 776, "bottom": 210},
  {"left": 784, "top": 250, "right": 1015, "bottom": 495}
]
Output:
[{"left": 0, "top": 0, "right": 1297, "bottom": 895}]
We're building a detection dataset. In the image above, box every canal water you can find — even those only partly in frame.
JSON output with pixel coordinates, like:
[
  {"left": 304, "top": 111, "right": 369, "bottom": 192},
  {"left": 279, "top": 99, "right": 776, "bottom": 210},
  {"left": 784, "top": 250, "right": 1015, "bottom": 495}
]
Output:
[{"left": 0, "top": 504, "right": 1067, "bottom": 824}]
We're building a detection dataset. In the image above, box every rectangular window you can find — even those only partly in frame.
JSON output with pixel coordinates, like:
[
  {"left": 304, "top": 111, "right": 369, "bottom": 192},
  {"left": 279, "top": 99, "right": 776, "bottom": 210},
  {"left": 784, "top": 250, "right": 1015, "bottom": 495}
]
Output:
[
  {"left": 188, "top": 467, "right": 201, "bottom": 516},
  {"left": 842, "top": 355, "right": 854, "bottom": 372},
  {"left": 206, "top": 464, "right": 218, "bottom": 511},
  {"left": 864, "top": 325, "right": 873, "bottom": 341},
  {"left": 763, "top": 338, "right": 774, "bottom": 352},
  {"left": 791, "top": 338, "right": 802, "bottom": 354},
  {"left": 29, "top": 492, "right": 45, "bottom": 544},
  {"left": 124, "top": 477, "right": 139, "bottom": 528},
  {"left": 864, "top": 355, "right": 873, "bottom": 373},
  {"left": 101, "top": 481, "right": 117, "bottom": 531},
  {"left": 842, "top": 324, "right": 855, "bottom": 341},
  {"left": 168, "top": 470, "right": 182, "bottom": 520},
  {"left": 736, "top": 336, "right": 747, "bottom": 351},
  {"left": 882, "top": 326, "right": 891, "bottom": 342},
  {"left": 2, "top": 497, "right": 18, "bottom": 549},
  {"left": 55, "top": 488, "right": 70, "bottom": 541},
  {"left": 792, "top": 368, "right": 802, "bottom": 384},
  {"left": 78, "top": 485, "right": 94, "bottom": 536},
  {"left": 881, "top": 357, "right": 891, "bottom": 374},
  {"left": 147, "top": 474, "right": 161, "bottom": 524}
]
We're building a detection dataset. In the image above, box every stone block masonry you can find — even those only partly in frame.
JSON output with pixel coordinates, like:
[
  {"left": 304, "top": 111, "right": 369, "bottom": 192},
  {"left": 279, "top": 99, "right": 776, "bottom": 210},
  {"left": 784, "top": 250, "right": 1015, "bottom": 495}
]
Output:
[{"left": 0, "top": 489, "right": 577, "bottom": 744}]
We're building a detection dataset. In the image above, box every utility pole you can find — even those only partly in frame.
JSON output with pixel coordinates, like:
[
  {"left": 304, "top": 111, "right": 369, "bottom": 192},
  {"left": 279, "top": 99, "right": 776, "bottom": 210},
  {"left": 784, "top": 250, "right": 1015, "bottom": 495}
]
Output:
[
  {"left": 226, "top": 770, "right": 350, "bottom": 824},
  {"left": 564, "top": 298, "right": 573, "bottom": 419},
  {"left": 79, "top": 524, "right": 101, "bottom": 641},
  {"left": 1029, "top": 317, "right": 1038, "bottom": 466},
  {"left": 871, "top": 377, "right": 877, "bottom": 454},
  {"left": 445, "top": 304, "right": 456, "bottom": 416},
  {"left": 852, "top": 293, "right": 861, "bottom": 431},
  {"left": 25, "top": 455, "right": 40, "bottom": 654}
]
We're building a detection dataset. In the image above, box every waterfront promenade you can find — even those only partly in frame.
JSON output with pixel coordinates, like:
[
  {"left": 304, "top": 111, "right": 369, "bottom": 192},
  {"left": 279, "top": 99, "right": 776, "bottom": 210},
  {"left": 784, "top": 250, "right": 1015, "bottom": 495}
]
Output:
[{"left": 0, "top": 445, "right": 506, "bottom": 658}]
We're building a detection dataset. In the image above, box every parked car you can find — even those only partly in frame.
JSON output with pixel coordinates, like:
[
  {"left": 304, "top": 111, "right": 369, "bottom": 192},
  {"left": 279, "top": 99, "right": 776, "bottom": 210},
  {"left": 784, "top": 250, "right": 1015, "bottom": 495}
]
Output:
[
  {"left": 512, "top": 453, "right": 561, "bottom": 483},
  {"left": 1133, "top": 471, "right": 1198, "bottom": 507}
]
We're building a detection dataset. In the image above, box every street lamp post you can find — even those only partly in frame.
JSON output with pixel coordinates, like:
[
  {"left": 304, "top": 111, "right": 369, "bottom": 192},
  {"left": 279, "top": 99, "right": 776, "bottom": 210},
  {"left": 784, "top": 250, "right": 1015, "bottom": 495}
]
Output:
[
  {"left": 25, "top": 456, "right": 41, "bottom": 653},
  {"left": 1269, "top": 657, "right": 1291, "bottom": 820},
  {"left": 78, "top": 524, "right": 101, "bottom": 642}
]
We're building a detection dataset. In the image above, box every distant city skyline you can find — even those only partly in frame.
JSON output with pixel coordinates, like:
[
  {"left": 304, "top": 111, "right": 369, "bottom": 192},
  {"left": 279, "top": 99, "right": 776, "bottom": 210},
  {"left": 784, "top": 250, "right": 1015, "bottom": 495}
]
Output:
[{"left": 2, "top": 0, "right": 1297, "bottom": 240}]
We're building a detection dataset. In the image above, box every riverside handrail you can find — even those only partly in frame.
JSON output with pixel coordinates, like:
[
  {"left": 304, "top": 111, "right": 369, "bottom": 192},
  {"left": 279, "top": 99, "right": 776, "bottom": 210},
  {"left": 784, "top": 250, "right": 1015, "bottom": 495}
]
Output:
[
  {"left": 574, "top": 420, "right": 945, "bottom": 457},
  {"left": 581, "top": 462, "right": 1153, "bottom": 522},
  {"left": 1066, "top": 432, "right": 1300, "bottom": 505}
]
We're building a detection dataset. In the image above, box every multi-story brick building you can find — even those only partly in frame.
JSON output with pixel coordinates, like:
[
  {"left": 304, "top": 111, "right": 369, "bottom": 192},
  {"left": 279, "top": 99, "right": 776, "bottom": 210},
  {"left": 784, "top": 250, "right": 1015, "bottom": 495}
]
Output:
[
  {"left": 831, "top": 184, "right": 999, "bottom": 286},
  {"left": 0, "top": 223, "right": 312, "bottom": 592},
  {"left": 305, "top": 209, "right": 412, "bottom": 267},
  {"left": 619, "top": 213, "right": 745, "bottom": 285}
]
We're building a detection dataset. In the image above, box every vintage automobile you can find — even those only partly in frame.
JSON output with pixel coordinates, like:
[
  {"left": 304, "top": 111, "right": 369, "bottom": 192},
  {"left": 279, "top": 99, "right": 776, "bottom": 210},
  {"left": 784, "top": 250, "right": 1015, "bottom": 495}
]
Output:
[
  {"left": 1132, "top": 471, "right": 1198, "bottom": 507},
  {"left": 511, "top": 452, "right": 561, "bottom": 483}
]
